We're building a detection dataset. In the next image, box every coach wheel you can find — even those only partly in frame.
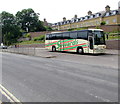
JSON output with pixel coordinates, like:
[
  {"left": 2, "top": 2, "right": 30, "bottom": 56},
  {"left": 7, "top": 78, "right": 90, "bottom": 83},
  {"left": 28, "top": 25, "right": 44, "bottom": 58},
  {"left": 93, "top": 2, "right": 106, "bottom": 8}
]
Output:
[
  {"left": 77, "top": 47, "right": 84, "bottom": 54},
  {"left": 52, "top": 46, "right": 56, "bottom": 52}
]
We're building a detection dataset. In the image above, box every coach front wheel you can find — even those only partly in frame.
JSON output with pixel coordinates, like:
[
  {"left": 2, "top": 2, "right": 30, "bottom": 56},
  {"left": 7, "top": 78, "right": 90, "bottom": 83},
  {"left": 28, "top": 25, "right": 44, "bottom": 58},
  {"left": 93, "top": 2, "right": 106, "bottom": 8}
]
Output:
[{"left": 77, "top": 48, "right": 84, "bottom": 54}]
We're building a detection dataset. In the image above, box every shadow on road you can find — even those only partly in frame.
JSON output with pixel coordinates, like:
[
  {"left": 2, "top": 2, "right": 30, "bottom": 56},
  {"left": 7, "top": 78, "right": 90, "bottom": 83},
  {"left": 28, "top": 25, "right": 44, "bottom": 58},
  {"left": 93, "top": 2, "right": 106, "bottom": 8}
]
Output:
[{"left": 49, "top": 51, "right": 117, "bottom": 56}]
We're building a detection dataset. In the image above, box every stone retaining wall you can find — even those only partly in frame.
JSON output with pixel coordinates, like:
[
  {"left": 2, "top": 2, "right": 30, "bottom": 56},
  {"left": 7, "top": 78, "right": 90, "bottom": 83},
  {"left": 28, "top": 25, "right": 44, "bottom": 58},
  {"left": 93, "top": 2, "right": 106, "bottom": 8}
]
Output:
[
  {"left": 18, "top": 44, "right": 45, "bottom": 48},
  {"left": 18, "top": 40, "right": 119, "bottom": 50},
  {"left": 106, "top": 40, "right": 119, "bottom": 50}
]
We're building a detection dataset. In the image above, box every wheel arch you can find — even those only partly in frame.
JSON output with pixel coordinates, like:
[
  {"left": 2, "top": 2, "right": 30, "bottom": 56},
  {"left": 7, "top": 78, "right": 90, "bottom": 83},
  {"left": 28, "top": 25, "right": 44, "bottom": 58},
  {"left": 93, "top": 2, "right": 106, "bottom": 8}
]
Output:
[{"left": 77, "top": 46, "right": 84, "bottom": 54}]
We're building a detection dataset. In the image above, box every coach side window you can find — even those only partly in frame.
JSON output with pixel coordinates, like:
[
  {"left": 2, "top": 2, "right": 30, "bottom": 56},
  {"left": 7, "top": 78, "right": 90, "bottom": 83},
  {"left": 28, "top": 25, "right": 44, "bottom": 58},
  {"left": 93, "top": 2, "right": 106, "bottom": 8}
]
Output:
[
  {"left": 63, "top": 33, "right": 70, "bottom": 39},
  {"left": 52, "top": 34, "right": 56, "bottom": 40},
  {"left": 70, "top": 32, "right": 77, "bottom": 39},
  {"left": 49, "top": 34, "right": 52, "bottom": 40},
  {"left": 77, "top": 31, "right": 88, "bottom": 40},
  {"left": 56, "top": 33, "right": 63, "bottom": 39},
  {"left": 46, "top": 34, "right": 50, "bottom": 40}
]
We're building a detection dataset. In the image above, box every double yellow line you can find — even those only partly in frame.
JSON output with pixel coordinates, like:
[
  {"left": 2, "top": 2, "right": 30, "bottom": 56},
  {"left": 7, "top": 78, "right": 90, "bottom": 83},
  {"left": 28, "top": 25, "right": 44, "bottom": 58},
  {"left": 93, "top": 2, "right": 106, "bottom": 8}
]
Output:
[
  {"left": 0, "top": 84, "right": 22, "bottom": 104},
  {"left": 0, "top": 100, "right": 2, "bottom": 104}
]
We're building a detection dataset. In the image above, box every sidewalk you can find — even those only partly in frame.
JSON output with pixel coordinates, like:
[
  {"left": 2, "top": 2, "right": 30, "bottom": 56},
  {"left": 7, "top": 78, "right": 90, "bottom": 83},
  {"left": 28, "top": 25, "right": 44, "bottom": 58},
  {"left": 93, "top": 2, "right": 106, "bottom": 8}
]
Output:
[
  {"left": 2, "top": 48, "right": 119, "bottom": 57},
  {"left": 105, "top": 49, "right": 119, "bottom": 55}
]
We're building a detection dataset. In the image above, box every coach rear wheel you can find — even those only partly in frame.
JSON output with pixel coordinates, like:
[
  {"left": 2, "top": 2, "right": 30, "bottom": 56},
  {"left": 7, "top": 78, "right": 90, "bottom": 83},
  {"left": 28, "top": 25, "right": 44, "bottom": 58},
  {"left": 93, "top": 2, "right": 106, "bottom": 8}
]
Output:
[{"left": 52, "top": 46, "right": 56, "bottom": 52}]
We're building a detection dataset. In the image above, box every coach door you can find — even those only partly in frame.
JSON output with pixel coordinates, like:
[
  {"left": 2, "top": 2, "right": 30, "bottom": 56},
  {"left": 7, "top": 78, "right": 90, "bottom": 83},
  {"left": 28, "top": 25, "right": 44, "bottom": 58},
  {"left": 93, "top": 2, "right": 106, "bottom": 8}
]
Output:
[{"left": 88, "top": 36, "right": 94, "bottom": 53}]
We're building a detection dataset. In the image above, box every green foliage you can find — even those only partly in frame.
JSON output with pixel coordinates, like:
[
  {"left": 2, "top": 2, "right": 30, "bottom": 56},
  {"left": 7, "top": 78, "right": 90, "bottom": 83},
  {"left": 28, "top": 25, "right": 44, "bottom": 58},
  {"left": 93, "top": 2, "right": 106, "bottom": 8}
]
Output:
[
  {"left": 101, "top": 21, "right": 106, "bottom": 25},
  {"left": 18, "top": 40, "right": 44, "bottom": 45},
  {"left": 76, "top": 27, "right": 88, "bottom": 30},
  {"left": 16, "top": 8, "right": 46, "bottom": 32},
  {"left": 1, "top": 11, "right": 16, "bottom": 26},
  {"left": 104, "top": 31, "right": 120, "bottom": 40},
  {"left": 1, "top": 11, "right": 22, "bottom": 45},
  {"left": 33, "top": 35, "right": 45, "bottom": 41},
  {"left": 1, "top": 9, "right": 47, "bottom": 45},
  {"left": 68, "top": 28, "right": 75, "bottom": 31},
  {"left": 95, "top": 26, "right": 101, "bottom": 29},
  {"left": 24, "top": 33, "right": 30, "bottom": 38},
  {"left": 68, "top": 27, "right": 88, "bottom": 31},
  {"left": 45, "top": 26, "right": 52, "bottom": 31}
]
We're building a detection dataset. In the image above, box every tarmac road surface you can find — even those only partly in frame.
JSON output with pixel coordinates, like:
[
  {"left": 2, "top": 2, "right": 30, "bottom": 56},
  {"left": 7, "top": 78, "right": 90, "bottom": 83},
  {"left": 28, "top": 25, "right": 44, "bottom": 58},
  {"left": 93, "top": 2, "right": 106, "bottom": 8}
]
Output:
[{"left": 1, "top": 51, "right": 118, "bottom": 102}]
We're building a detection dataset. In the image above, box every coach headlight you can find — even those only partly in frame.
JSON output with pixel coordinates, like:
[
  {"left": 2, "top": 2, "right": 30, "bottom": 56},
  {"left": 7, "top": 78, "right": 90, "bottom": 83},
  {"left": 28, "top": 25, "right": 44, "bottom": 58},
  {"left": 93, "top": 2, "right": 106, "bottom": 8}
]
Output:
[
  {"left": 103, "top": 46, "right": 106, "bottom": 48},
  {"left": 94, "top": 48, "right": 99, "bottom": 50}
]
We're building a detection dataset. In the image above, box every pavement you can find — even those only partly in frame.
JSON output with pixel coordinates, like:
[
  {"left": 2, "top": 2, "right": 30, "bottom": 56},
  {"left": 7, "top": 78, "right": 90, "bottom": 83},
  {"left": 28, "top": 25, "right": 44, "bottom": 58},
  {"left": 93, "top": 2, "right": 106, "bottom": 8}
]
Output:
[
  {"left": 2, "top": 48, "right": 119, "bottom": 57},
  {"left": 105, "top": 49, "right": 119, "bottom": 55},
  {"left": 1, "top": 49, "right": 118, "bottom": 102}
]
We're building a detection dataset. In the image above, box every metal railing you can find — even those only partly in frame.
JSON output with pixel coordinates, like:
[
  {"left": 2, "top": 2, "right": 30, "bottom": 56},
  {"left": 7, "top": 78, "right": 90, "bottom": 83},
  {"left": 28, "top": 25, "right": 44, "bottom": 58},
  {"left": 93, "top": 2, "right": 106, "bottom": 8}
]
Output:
[
  {"left": 1, "top": 47, "right": 56, "bottom": 58},
  {"left": 2, "top": 47, "right": 38, "bottom": 56}
]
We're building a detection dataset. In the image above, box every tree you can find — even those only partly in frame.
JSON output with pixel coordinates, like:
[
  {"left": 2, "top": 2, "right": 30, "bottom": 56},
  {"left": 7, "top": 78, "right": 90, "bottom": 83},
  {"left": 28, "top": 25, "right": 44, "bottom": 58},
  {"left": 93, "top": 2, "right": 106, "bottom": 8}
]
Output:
[
  {"left": 101, "top": 21, "right": 106, "bottom": 25},
  {"left": 16, "top": 8, "right": 46, "bottom": 32},
  {"left": 1, "top": 11, "right": 22, "bottom": 45},
  {"left": 45, "top": 26, "right": 52, "bottom": 31}
]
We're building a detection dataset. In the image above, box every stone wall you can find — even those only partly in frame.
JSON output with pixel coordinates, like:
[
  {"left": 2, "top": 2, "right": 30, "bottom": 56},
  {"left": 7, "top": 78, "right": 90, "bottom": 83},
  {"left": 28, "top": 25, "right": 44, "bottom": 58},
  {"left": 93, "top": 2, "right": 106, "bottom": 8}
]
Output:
[
  {"left": 106, "top": 40, "right": 120, "bottom": 50},
  {"left": 17, "top": 43, "right": 45, "bottom": 48},
  {"left": 18, "top": 40, "right": 119, "bottom": 50},
  {"left": 29, "top": 25, "right": 120, "bottom": 39},
  {"left": 29, "top": 30, "right": 66, "bottom": 39},
  {"left": 89, "top": 25, "right": 120, "bottom": 32},
  {"left": 99, "top": 25, "right": 120, "bottom": 32}
]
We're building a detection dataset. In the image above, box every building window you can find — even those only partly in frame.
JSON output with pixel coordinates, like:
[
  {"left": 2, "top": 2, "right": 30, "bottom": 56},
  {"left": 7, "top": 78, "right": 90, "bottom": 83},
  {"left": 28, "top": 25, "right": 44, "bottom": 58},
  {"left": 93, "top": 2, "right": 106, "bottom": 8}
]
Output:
[
  {"left": 106, "top": 20, "right": 109, "bottom": 24},
  {"left": 80, "top": 17, "right": 84, "bottom": 21},
  {"left": 80, "top": 24, "right": 82, "bottom": 27},
  {"left": 90, "top": 15, "right": 94, "bottom": 19},
  {"left": 72, "top": 25, "right": 74, "bottom": 28},
  {"left": 105, "top": 12, "right": 110, "bottom": 16},
  {"left": 96, "top": 13, "right": 100, "bottom": 18},
  {"left": 113, "top": 19, "right": 116, "bottom": 23},
  {"left": 112, "top": 11, "right": 117, "bottom": 15},
  {"left": 96, "top": 21, "right": 100, "bottom": 25}
]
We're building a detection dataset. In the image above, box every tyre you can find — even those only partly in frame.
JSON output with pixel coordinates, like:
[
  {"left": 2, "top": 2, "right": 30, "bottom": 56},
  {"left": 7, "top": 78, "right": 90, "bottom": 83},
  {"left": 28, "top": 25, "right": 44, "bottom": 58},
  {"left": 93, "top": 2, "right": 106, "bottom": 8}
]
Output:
[
  {"left": 52, "top": 46, "right": 56, "bottom": 52},
  {"left": 77, "top": 47, "right": 84, "bottom": 54}
]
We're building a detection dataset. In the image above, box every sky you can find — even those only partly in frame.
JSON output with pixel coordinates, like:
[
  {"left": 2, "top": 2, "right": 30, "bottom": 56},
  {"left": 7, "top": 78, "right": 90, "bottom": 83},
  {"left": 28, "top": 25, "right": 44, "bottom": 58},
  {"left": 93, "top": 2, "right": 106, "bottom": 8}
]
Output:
[{"left": 1, "top": 0, "right": 119, "bottom": 23}]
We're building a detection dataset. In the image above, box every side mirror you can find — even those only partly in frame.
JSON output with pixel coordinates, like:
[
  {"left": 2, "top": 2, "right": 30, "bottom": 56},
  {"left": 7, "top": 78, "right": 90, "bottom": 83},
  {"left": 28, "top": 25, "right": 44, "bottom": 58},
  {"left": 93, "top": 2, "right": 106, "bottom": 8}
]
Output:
[{"left": 106, "top": 34, "right": 109, "bottom": 39}]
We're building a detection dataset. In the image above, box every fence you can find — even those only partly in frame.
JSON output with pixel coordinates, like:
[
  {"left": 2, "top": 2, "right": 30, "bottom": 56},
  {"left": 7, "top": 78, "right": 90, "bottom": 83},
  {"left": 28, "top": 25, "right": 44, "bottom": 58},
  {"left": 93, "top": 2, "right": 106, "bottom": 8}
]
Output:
[
  {"left": 2, "top": 47, "right": 56, "bottom": 58},
  {"left": 2, "top": 47, "right": 36, "bottom": 56}
]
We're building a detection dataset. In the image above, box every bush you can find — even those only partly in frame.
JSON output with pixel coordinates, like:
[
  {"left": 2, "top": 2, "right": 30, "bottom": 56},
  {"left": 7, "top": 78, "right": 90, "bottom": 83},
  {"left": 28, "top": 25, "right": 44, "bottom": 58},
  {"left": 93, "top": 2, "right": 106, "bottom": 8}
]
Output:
[
  {"left": 33, "top": 35, "right": 45, "bottom": 41},
  {"left": 68, "top": 28, "right": 75, "bottom": 31},
  {"left": 101, "top": 21, "right": 106, "bottom": 25},
  {"left": 95, "top": 26, "right": 101, "bottom": 29},
  {"left": 25, "top": 33, "right": 30, "bottom": 38},
  {"left": 68, "top": 27, "right": 88, "bottom": 31},
  {"left": 45, "top": 26, "right": 52, "bottom": 31}
]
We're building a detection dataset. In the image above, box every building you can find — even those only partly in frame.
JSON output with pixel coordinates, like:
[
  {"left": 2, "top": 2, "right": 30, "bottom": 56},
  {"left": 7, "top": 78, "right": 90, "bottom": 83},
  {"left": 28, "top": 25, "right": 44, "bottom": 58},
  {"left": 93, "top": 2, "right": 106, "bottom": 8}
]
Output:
[
  {"left": 52, "top": 4, "right": 120, "bottom": 31},
  {"left": 43, "top": 18, "right": 52, "bottom": 27}
]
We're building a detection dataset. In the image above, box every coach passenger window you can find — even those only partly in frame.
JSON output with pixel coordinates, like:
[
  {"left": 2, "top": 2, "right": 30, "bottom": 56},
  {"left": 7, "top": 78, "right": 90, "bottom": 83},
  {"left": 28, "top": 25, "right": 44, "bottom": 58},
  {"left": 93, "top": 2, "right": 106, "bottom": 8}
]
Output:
[
  {"left": 49, "top": 34, "right": 52, "bottom": 40},
  {"left": 77, "top": 31, "right": 88, "bottom": 40},
  {"left": 52, "top": 34, "right": 56, "bottom": 40},
  {"left": 46, "top": 34, "right": 49, "bottom": 40},
  {"left": 63, "top": 33, "right": 70, "bottom": 39},
  {"left": 70, "top": 32, "right": 77, "bottom": 39},
  {"left": 56, "top": 33, "right": 63, "bottom": 39}
]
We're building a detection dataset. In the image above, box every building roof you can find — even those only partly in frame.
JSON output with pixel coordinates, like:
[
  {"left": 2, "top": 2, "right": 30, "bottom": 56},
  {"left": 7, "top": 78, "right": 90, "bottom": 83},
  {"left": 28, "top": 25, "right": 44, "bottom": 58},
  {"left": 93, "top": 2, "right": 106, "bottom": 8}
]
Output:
[{"left": 52, "top": 8, "right": 120, "bottom": 27}]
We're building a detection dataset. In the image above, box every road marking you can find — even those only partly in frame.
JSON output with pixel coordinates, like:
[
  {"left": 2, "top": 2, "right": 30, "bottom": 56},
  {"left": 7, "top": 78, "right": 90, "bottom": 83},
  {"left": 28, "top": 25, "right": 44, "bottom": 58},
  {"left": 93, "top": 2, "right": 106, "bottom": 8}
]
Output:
[
  {"left": 0, "top": 88, "right": 14, "bottom": 103},
  {"left": 0, "top": 100, "right": 2, "bottom": 104},
  {"left": 0, "top": 84, "right": 22, "bottom": 104}
]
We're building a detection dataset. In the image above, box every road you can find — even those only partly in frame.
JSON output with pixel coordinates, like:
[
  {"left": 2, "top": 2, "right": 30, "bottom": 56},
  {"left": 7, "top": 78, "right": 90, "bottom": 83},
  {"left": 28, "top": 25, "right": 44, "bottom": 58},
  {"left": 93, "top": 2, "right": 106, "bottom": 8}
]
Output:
[{"left": 1, "top": 50, "right": 118, "bottom": 102}]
